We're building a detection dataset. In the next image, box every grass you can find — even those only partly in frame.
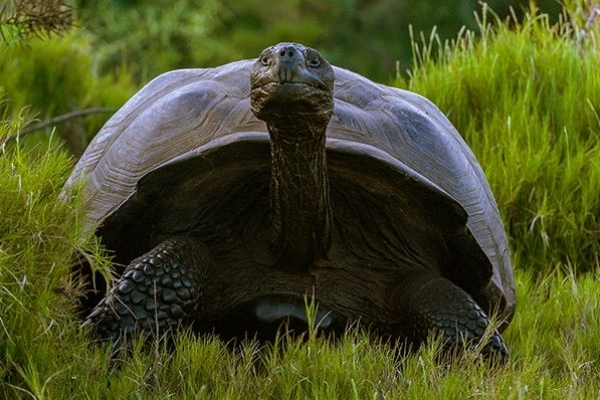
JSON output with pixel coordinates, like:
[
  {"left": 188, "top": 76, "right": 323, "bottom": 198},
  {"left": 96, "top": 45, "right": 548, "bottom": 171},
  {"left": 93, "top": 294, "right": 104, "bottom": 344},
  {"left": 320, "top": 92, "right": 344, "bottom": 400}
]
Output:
[
  {"left": 396, "top": 2, "right": 600, "bottom": 275},
  {"left": 1, "top": 1, "right": 600, "bottom": 398}
]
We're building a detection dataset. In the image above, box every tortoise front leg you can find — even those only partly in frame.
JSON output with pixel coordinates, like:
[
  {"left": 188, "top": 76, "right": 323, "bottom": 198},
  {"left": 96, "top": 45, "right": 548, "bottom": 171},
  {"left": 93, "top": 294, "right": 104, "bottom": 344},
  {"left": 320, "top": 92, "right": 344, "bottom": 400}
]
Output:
[
  {"left": 387, "top": 269, "right": 508, "bottom": 361},
  {"left": 83, "top": 236, "right": 211, "bottom": 341}
]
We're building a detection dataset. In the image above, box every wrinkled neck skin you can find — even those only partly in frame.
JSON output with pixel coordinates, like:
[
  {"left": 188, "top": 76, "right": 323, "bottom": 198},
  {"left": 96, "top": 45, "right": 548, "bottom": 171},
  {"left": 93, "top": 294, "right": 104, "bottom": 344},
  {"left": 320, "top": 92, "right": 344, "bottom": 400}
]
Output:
[{"left": 266, "top": 112, "right": 332, "bottom": 273}]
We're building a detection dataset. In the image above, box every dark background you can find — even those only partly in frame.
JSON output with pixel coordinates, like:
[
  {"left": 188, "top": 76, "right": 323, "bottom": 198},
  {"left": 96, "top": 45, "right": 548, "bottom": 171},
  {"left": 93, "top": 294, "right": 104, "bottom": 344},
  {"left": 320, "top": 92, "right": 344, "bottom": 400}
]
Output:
[{"left": 74, "top": 0, "right": 563, "bottom": 83}]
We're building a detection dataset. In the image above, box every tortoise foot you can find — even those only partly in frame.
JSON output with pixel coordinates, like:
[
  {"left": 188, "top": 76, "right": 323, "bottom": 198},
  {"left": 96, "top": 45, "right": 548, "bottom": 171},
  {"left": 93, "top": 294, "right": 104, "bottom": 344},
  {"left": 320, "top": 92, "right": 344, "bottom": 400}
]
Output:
[
  {"left": 391, "top": 271, "right": 508, "bottom": 362},
  {"left": 83, "top": 236, "right": 211, "bottom": 341}
]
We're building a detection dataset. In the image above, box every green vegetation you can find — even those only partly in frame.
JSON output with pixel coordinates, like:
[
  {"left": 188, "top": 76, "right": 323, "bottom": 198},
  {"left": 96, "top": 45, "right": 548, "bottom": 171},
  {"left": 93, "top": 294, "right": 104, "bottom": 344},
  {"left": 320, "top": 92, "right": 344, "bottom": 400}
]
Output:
[
  {"left": 0, "top": 0, "right": 73, "bottom": 43},
  {"left": 397, "top": 2, "right": 600, "bottom": 274},
  {"left": 0, "top": 31, "right": 135, "bottom": 155},
  {"left": 1, "top": 1, "right": 600, "bottom": 398},
  {"left": 73, "top": 0, "right": 225, "bottom": 83},
  {"left": 73, "top": 0, "right": 563, "bottom": 83}
]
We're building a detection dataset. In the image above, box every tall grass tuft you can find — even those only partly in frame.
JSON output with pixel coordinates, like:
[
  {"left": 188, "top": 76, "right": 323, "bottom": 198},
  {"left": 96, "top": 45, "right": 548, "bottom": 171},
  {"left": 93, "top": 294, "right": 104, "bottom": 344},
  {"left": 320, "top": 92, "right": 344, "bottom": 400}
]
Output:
[
  {"left": 0, "top": 104, "right": 108, "bottom": 398},
  {"left": 397, "top": 3, "right": 600, "bottom": 274}
]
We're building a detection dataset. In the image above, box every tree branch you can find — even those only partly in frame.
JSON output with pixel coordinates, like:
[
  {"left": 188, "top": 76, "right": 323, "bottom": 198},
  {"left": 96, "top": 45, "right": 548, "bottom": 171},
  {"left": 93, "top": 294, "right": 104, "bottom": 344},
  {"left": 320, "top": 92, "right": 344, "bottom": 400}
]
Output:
[
  {"left": 0, "top": 0, "right": 73, "bottom": 43},
  {"left": 2, "top": 107, "right": 115, "bottom": 145}
]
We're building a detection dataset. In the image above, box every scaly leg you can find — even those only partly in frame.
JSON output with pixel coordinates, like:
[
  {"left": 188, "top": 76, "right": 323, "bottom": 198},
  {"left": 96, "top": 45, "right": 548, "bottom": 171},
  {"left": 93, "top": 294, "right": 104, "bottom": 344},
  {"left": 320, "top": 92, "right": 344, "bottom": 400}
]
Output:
[
  {"left": 387, "top": 269, "right": 508, "bottom": 361},
  {"left": 83, "top": 236, "right": 211, "bottom": 341}
]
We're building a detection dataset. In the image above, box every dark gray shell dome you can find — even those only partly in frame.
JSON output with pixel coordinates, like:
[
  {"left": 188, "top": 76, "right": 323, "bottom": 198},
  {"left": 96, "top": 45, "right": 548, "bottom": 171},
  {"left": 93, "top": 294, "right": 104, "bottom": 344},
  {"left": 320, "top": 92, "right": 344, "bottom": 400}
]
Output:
[{"left": 65, "top": 59, "right": 515, "bottom": 326}]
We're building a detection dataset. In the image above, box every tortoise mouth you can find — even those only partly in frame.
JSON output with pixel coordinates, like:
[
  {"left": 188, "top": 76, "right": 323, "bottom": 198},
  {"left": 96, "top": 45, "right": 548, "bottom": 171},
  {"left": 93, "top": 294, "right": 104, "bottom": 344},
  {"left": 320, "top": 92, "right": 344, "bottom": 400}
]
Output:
[
  {"left": 258, "top": 80, "right": 329, "bottom": 90},
  {"left": 250, "top": 81, "right": 334, "bottom": 119},
  {"left": 253, "top": 81, "right": 330, "bottom": 99}
]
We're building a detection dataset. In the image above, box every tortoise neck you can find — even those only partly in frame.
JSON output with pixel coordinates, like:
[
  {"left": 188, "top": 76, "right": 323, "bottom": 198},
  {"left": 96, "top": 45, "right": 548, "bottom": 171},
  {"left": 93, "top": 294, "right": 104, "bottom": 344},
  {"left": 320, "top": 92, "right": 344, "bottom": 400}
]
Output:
[{"left": 267, "top": 115, "right": 332, "bottom": 273}]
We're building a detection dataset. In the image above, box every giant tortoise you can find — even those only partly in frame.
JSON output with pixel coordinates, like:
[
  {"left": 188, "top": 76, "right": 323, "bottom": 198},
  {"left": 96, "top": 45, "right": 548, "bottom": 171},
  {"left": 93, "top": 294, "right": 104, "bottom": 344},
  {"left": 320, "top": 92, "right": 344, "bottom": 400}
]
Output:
[{"left": 65, "top": 42, "right": 515, "bottom": 357}]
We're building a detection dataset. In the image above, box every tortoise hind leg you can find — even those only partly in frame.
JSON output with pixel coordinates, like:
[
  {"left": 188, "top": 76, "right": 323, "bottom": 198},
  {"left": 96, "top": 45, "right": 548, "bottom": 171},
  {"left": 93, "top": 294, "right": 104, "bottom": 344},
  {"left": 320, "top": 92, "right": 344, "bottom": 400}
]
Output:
[
  {"left": 388, "top": 269, "right": 508, "bottom": 361},
  {"left": 83, "top": 236, "right": 211, "bottom": 341}
]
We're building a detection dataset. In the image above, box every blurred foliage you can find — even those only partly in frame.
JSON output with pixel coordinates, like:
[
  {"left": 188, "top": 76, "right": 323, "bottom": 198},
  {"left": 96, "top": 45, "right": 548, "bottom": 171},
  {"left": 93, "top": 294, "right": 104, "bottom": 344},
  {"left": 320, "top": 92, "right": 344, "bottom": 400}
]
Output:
[
  {"left": 73, "top": 0, "right": 563, "bottom": 83},
  {"left": 216, "top": 0, "right": 563, "bottom": 81},
  {"left": 73, "top": 0, "right": 227, "bottom": 82},
  {"left": 0, "top": 30, "right": 135, "bottom": 154}
]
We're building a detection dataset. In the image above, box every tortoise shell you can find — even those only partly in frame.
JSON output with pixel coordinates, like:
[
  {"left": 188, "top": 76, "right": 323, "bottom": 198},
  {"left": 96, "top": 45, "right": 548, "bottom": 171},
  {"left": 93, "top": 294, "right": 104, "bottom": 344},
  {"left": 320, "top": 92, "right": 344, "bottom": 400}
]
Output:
[{"left": 65, "top": 59, "right": 515, "bottom": 326}]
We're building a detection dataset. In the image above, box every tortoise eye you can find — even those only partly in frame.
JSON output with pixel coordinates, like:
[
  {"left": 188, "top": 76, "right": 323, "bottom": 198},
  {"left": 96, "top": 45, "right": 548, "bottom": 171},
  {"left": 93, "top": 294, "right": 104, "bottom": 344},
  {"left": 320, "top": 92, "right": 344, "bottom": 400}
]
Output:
[
  {"left": 260, "top": 55, "right": 271, "bottom": 66},
  {"left": 308, "top": 58, "right": 321, "bottom": 68}
]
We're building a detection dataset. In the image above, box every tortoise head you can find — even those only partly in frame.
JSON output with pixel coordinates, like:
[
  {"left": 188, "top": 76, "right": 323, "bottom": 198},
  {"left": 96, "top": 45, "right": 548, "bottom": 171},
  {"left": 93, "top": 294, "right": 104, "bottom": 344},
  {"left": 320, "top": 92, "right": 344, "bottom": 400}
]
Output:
[{"left": 250, "top": 43, "right": 335, "bottom": 124}]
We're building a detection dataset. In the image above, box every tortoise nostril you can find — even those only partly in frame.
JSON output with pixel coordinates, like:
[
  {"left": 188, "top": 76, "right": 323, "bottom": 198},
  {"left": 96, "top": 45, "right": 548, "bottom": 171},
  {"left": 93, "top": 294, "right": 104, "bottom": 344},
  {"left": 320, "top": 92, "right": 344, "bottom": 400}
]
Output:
[{"left": 279, "top": 48, "right": 297, "bottom": 61}]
